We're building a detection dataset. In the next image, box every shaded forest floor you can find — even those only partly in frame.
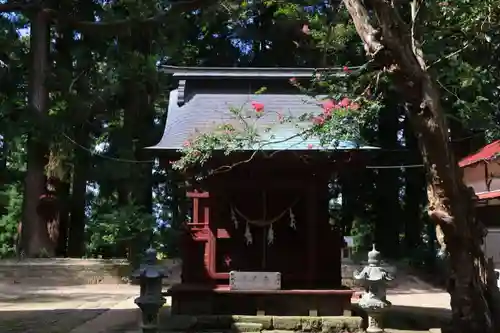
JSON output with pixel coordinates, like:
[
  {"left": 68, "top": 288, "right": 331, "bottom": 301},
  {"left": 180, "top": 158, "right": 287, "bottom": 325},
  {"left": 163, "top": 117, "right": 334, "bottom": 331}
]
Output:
[{"left": 0, "top": 284, "right": 139, "bottom": 333}]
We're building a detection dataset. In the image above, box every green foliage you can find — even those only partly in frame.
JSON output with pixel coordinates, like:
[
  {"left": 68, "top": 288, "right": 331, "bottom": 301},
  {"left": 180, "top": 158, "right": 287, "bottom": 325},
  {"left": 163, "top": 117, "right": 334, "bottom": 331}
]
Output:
[
  {"left": 0, "top": 184, "right": 22, "bottom": 258},
  {"left": 349, "top": 215, "right": 374, "bottom": 254},
  {"left": 85, "top": 200, "right": 157, "bottom": 261}
]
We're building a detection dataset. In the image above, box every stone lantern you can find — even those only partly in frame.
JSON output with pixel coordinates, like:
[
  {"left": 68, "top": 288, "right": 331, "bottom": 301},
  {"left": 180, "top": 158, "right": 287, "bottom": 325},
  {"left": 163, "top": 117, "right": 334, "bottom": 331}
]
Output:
[
  {"left": 353, "top": 244, "right": 394, "bottom": 333},
  {"left": 132, "top": 247, "right": 167, "bottom": 333}
]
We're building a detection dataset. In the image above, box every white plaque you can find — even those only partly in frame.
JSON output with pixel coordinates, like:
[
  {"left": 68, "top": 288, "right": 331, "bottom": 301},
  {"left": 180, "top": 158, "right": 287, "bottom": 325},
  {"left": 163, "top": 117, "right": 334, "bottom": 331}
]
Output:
[
  {"left": 344, "top": 236, "right": 354, "bottom": 248},
  {"left": 229, "top": 271, "right": 281, "bottom": 290}
]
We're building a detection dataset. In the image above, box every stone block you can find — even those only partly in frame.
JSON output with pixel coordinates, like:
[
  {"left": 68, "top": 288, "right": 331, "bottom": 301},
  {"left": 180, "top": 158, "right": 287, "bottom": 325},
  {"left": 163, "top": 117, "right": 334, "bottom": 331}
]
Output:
[
  {"left": 231, "top": 322, "right": 264, "bottom": 332},
  {"left": 232, "top": 315, "right": 273, "bottom": 329},
  {"left": 322, "top": 316, "right": 363, "bottom": 333},
  {"left": 301, "top": 316, "right": 322, "bottom": 331},
  {"left": 272, "top": 316, "right": 302, "bottom": 330},
  {"left": 216, "top": 315, "right": 235, "bottom": 328},
  {"left": 195, "top": 315, "right": 221, "bottom": 329},
  {"left": 161, "top": 315, "right": 197, "bottom": 330},
  {"left": 341, "top": 317, "right": 363, "bottom": 331},
  {"left": 160, "top": 315, "right": 363, "bottom": 333}
]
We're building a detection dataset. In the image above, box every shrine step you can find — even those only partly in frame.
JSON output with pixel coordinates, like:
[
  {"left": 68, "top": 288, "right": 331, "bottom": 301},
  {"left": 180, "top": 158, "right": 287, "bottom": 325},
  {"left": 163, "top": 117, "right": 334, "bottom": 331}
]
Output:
[
  {"left": 159, "top": 315, "right": 363, "bottom": 333},
  {"left": 121, "top": 328, "right": 442, "bottom": 333}
]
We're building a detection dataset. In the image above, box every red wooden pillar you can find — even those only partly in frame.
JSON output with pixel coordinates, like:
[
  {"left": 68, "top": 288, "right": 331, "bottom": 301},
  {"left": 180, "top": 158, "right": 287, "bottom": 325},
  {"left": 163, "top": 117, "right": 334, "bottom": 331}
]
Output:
[
  {"left": 186, "top": 190, "right": 210, "bottom": 232},
  {"left": 184, "top": 191, "right": 210, "bottom": 282},
  {"left": 185, "top": 190, "right": 229, "bottom": 281}
]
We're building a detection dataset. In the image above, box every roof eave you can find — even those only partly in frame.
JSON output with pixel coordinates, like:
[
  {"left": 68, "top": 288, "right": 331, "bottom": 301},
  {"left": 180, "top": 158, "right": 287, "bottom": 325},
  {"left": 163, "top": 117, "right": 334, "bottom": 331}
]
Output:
[
  {"left": 160, "top": 65, "right": 360, "bottom": 79},
  {"left": 145, "top": 146, "right": 380, "bottom": 151},
  {"left": 460, "top": 157, "right": 496, "bottom": 168}
]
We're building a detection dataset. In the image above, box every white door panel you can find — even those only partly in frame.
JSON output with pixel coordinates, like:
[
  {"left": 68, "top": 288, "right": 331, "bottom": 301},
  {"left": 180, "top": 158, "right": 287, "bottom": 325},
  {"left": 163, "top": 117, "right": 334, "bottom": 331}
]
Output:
[{"left": 484, "top": 228, "right": 500, "bottom": 267}]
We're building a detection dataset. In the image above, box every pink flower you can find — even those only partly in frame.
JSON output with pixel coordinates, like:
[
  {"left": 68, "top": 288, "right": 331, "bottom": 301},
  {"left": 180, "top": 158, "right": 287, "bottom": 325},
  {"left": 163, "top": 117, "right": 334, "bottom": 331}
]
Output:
[
  {"left": 289, "top": 77, "right": 297, "bottom": 83},
  {"left": 322, "top": 100, "right": 335, "bottom": 114},
  {"left": 302, "top": 24, "right": 310, "bottom": 35},
  {"left": 313, "top": 115, "right": 325, "bottom": 125},
  {"left": 183, "top": 140, "right": 191, "bottom": 147},
  {"left": 307, "top": 143, "right": 314, "bottom": 150},
  {"left": 343, "top": 66, "right": 350, "bottom": 73},
  {"left": 251, "top": 101, "right": 264, "bottom": 112},
  {"left": 339, "top": 97, "right": 351, "bottom": 107}
]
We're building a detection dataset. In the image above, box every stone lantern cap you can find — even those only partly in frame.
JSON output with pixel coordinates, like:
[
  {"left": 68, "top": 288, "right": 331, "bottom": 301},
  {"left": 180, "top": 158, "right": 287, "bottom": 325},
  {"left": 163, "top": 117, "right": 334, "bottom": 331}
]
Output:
[
  {"left": 354, "top": 266, "right": 392, "bottom": 282},
  {"left": 368, "top": 243, "right": 381, "bottom": 265},
  {"left": 132, "top": 247, "right": 166, "bottom": 279},
  {"left": 353, "top": 244, "right": 394, "bottom": 282}
]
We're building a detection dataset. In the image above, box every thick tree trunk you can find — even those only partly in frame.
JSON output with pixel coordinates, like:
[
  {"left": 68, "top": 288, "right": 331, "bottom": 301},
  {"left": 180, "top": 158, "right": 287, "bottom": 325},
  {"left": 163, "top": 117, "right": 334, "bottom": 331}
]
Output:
[
  {"left": 54, "top": 24, "right": 86, "bottom": 258},
  {"left": 374, "top": 102, "right": 402, "bottom": 258},
  {"left": 21, "top": 10, "right": 54, "bottom": 257},
  {"left": 67, "top": 125, "right": 89, "bottom": 258},
  {"left": 67, "top": 157, "right": 87, "bottom": 257},
  {"left": 54, "top": 181, "right": 69, "bottom": 256},
  {"left": 341, "top": 0, "right": 500, "bottom": 331},
  {"left": 402, "top": 116, "right": 426, "bottom": 256}
]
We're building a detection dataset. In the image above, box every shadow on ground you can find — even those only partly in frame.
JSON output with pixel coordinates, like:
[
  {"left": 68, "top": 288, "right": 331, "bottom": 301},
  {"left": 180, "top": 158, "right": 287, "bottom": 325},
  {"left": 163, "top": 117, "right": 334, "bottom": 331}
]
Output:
[
  {"left": 353, "top": 304, "right": 451, "bottom": 332},
  {"left": 388, "top": 306, "right": 450, "bottom": 331},
  {"left": 0, "top": 308, "right": 139, "bottom": 333},
  {"left": 353, "top": 305, "right": 451, "bottom": 332},
  {"left": 0, "top": 293, "right": 134, "bottom": 303},
  {"left": 0, "top": 304, "right": 451, "bottom": 333}
]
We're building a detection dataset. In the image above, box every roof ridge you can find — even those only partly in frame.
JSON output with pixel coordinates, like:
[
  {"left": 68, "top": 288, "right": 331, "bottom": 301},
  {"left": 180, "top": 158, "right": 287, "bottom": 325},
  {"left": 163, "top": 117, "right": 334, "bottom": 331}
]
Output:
[{"left": 459, "top": 140, "right": 500, "bottom": 167}]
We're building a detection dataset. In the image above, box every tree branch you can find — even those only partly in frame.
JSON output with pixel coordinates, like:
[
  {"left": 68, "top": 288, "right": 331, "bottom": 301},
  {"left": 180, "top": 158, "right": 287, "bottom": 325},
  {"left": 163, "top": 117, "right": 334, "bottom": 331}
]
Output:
[
  {"left": 53, "top": 0, "right": 216, "bottom": 34},
  {"left": 340, "top": 0, "right": 384, "bottom": 57},
  {"left": 1, "top": 0, "right": 217, "bottom": 37},
  {"left": 410, "top": 0, "right": 424, "bottom": 68},
  {"left": 0, "top": 1, "right": 36, "bottom": 13},
  {"left": 427, "top": 41, "right": 471, "bottom": 69}
]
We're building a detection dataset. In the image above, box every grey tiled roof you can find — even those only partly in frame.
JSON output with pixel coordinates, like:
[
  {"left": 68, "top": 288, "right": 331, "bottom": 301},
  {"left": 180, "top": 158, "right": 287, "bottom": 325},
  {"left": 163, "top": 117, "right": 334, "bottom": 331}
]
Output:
[{"left": 149, "top": 89, "right": 379, "bottom": 151}]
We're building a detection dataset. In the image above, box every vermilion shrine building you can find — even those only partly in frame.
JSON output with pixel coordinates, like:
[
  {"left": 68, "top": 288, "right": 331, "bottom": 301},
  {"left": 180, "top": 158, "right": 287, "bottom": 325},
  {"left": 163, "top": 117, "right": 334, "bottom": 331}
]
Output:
[
  {"left": 460, "top": 140, "right": 500, "bottom": 267},
  {"left": 150, "top": 66, "right": 379, "bottom": 316}
]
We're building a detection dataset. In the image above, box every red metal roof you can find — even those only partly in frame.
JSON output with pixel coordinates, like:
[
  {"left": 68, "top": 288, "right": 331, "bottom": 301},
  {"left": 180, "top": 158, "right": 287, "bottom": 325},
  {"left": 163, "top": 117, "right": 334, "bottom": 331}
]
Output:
[
  {"left": 477, "top": 191, "right": 500, "bottom": 200},
  {"left": 459, "top": 140, "right": 500, "bottom": 167}
]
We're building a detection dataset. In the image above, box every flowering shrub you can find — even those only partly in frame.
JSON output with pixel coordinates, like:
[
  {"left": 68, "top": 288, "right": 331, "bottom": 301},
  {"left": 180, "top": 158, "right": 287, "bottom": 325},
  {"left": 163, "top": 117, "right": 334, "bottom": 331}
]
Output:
[{"left": 170, "top": 73, "right": 381, "bottom": 172}]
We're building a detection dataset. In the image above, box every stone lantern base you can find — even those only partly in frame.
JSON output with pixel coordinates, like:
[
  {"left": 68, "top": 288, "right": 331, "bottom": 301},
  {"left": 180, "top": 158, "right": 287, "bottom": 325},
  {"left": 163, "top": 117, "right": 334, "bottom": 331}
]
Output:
[{"left": 366, "top": 310, "right": 384, "bottom": 333}]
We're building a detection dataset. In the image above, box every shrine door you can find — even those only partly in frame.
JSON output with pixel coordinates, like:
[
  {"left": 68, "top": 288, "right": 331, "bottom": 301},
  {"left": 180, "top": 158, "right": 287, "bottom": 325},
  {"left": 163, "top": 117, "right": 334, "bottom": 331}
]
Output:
[{"left": 212, "top": 186, "right": 309, "bottom": 288}]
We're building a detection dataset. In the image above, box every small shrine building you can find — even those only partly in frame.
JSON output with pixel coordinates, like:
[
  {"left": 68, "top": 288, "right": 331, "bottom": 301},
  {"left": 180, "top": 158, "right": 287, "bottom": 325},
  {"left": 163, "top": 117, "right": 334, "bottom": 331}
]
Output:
[
  {"left": 460, "top": 140, "right": 500, "bottom": 267},
  {"left": 149, "top": 66, "right": 379, "bottom": 316}
]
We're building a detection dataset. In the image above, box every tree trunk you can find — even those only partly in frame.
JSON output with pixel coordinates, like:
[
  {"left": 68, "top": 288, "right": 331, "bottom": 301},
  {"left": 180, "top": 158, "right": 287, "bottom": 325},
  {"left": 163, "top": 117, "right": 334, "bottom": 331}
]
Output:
[
  {"left": 67, "top": 125, "right": 89, "bottom": 257},
  {"left": 55, "top": 181, "right": 69, "bottom": 256},
  {"left": 54, "top": 22, "right": 89, "bottom": 258},
  {"left": 47, "top": 24, "right": 76, "bottom": 258},
  {"left": 341, "top": 0, "right": 500, "bottom": 331},
  {"left": 374, "top": 101, "right": 402, "bottom": 258},
  {"left": 21, "top": 9, "right": 53, "bottom": 257},
  {"left": 402, "top": 115, "right": 426, "bottom": 256}
]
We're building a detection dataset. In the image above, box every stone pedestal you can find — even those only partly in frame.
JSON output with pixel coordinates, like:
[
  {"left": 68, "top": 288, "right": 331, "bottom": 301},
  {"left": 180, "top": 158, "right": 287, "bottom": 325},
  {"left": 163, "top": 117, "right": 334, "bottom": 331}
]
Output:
[{"left": 366, "top": 311, "right": 383, "bottom": 333}]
